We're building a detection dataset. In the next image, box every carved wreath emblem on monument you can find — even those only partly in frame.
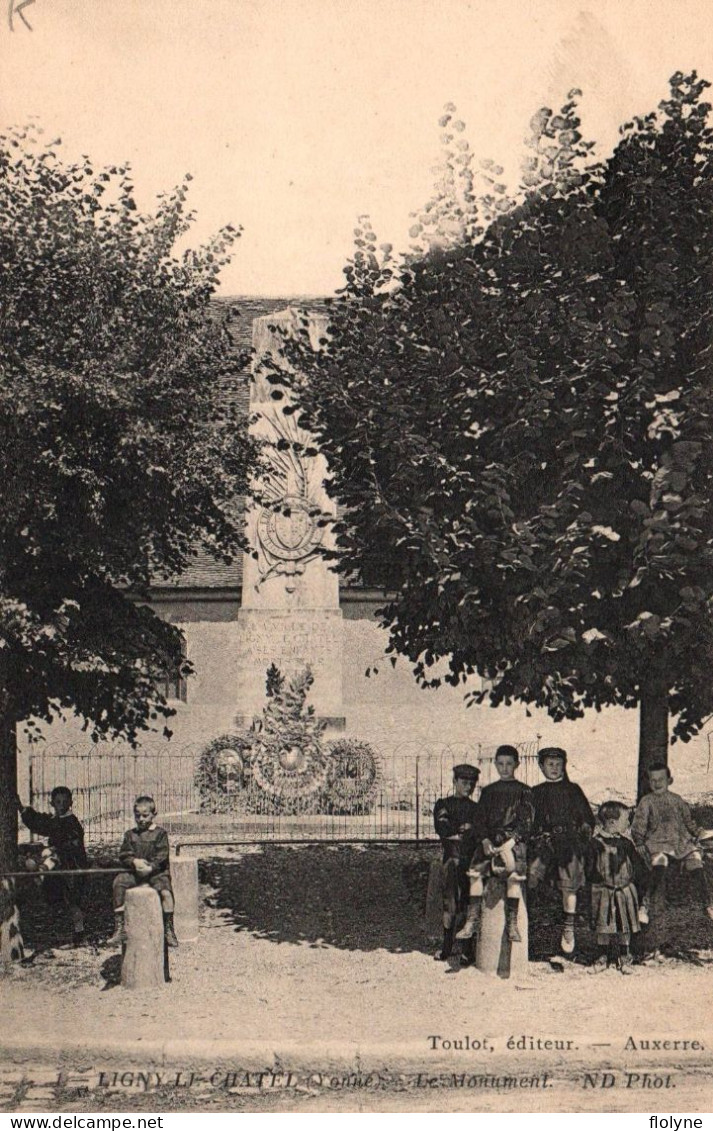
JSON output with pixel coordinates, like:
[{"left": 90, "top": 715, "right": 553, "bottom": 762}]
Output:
[{"left": 257, "top": 494, "right": 324, "bottom": 564}]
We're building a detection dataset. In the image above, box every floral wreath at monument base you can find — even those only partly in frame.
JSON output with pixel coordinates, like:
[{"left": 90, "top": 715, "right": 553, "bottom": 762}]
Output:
[
  {"left": 195, "top": 733, "right": 254, "bottom": 813},
  {"left": 195, "top": 666, "right": 382, "bottom": 817},
  {"left": 324, "top": 739, "right": 381, "bottom": 814},
  {"left": 249, "top": 731, "right": 329, "bottom": 815}
]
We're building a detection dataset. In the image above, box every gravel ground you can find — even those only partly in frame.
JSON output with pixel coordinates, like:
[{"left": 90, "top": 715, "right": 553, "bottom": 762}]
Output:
[{"left": 4, "top": 843, "right": 713, "bottom": 1113}]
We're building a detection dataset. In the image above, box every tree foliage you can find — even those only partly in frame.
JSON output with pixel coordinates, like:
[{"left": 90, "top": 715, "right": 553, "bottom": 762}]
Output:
[
  {"left": 0, "top": 126, "right": 256, "bottom": 851},
  {"left": 273, "top": 74, "right": 713, "bottom": 778}
]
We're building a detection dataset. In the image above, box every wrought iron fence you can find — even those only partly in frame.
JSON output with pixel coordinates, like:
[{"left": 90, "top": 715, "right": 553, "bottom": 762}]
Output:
[{"left": 26, "top": 737, "right": 540, "bottom": 845}]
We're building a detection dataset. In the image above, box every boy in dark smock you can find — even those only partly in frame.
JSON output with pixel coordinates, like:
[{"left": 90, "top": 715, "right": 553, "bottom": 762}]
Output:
[
  {"left": 17, "top": 786, "right": 88, "bottom": 944},
  {"left": 108, "top": 795, "right": 178, "bottom": 947},
  {"left": 433, "top": 763, "right": 480, "bottom": 963},
  {"left": 458, "top": 744, "right": 533, "bottom": 944},
  {"left": 528, "top": 747, "right": 594, "bottom": 957}
]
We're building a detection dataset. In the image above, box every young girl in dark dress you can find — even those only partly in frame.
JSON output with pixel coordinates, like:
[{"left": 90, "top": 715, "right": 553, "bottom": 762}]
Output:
[{"left": 586, "top": 800, "right": 647, "bottom": 974}]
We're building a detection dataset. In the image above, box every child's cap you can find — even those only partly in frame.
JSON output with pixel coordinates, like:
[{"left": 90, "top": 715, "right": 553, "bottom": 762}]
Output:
[
  {"left": 452, "top": 763, "right": 479, "bottom": 782},
  {"left": 537, "top": 746, "right": 567, "bottom": 766}
]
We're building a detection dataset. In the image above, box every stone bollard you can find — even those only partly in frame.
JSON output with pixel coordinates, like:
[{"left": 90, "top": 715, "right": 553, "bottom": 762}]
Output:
[
  {"left": 476, "top": 876, "right": 529, "bottom": 980},
  {"left": 171, "top": 855, "right": 200, "bottom": 943},
  {"left": 121, "top": 886, "right": 166, "bottom": 989}
]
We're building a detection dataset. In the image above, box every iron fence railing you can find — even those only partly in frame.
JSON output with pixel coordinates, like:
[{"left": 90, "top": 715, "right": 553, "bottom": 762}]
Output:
[{"left": 26, "top": 737, "right": 540, "bottom": 845}]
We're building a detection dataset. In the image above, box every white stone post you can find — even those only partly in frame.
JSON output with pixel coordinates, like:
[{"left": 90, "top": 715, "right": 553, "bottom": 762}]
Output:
[
  {"left": 476, "top": 877, "right": 529, "bottom": 979},
  {"left": 121, "top": 886, "right": 166, "bottom": 989},
  {"left": 171, "top": 855, "right": 200, "bottom": 942}
]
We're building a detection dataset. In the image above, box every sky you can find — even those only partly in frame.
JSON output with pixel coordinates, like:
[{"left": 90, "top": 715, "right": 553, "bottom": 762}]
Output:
[{"left": 1, "top": 0, "right": 712, "bottom": 296}]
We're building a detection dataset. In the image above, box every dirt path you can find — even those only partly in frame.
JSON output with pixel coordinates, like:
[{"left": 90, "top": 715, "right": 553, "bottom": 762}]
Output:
[{"left": 5, "top": 845, "right": 713, "bottom": 1113}]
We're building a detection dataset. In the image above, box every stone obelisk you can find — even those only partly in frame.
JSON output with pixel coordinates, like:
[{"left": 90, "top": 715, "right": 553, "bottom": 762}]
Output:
[{"left": 235, "top": 309, "right": 344, "bottom": 728}]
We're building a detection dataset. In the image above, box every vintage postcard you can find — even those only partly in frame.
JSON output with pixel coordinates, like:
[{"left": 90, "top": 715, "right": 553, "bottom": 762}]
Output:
[{"left": 1, "top": 0, "right": 712, "bottom": 1116}]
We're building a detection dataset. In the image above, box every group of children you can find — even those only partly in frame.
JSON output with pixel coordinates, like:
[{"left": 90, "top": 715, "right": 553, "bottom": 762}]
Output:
[
  {"left": 16, "top": 790, "right": 178, "bottom": 949},
  {"left": 433, "top": 745, "right": 713, "bottom": 972}
]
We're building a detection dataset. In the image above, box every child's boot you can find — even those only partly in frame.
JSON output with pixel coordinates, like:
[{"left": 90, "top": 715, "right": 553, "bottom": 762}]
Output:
[
  {"left": 505, "top": 897, "right": 521, "bottom": 943},
  {"left": 459, "top": 937, "right": 475, "bottom": 967},
  {"left": 560, "top": 912, "right": 576, "bottom": 955},
  {"left": 106, "top": 910, "right": 126, "bottom": 947},
  {"left": 163, "top": 912, "right": 179, "bottom": 948},
  {"left": 455, "top": 896, "right": 482, "bottom": 941},
  {"left": 588, "top": 947, "right": 608, "bottom": 974},
  {"left": 618, "top": 946, "right": 634, "bottom": 975},
  {"left": 435, "top": 926, "right": 455, "bottom": 961}
]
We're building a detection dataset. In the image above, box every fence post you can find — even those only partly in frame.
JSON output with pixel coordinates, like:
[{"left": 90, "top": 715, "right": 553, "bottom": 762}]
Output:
[
  {"left": 28, "top": 758, "right": 34, "bottom": 843},
  {"left": 415, "top": 756, "right": 420, "bottom": 845}
]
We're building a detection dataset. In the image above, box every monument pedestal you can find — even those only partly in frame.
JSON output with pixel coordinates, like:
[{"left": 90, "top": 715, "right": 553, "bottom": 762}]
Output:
[{"left": 235, "top": 607, "right": 344, "bottom": 725}]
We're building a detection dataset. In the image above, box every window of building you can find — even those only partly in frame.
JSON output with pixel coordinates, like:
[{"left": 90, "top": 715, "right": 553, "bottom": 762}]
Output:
[{"left": 154, "top": 636, "right": 188, "bottom": 702}]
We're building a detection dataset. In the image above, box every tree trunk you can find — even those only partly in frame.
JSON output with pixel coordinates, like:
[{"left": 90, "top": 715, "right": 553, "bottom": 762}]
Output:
[
  {"left": 637, "top": 677, "right": 669, "bottom": 802},
  {"left": 0, "top": 711, "right": 18, "bottom": 874},
  {"left": 0, "top": 711, "right": 23, "bottom": 964}
]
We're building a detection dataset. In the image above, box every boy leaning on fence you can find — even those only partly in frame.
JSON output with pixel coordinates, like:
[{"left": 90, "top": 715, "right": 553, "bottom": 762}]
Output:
[
  {"left": 17, "top": 787, "right": 88, "bottom": 945},
  {"left": 108, "top": 795, "right": 179, "bottom": 948}
]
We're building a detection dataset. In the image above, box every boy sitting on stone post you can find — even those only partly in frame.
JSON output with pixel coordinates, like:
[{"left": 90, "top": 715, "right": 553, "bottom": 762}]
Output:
[
  {"left": 108, "top": 796, "right": 178, "bottom": 948},
  {"left": 631, "top": 763, "right": 713, "bottom": 962},
  {"left": 457, "top": 744, "right": 534, "bottom": 946}
]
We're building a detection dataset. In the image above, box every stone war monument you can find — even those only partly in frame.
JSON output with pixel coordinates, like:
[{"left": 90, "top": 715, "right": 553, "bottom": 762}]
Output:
[{"left": 235, "top": 308, "right": 345, "bottom": 730}]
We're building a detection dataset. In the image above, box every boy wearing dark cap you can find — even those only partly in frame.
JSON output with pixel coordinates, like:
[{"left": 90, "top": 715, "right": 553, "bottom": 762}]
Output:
[
  {"left": 528, "top": 747, "right": 594, "bottom": 957},
  {"left": 433, "top": 763, "right": 480, "bottom": 964}
]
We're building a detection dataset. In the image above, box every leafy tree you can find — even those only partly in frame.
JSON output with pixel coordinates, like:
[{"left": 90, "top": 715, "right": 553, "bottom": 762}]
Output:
[
  {"left": 0, "top": 126, "right": 257, "bottom": 874},
  {"left": 274, "top": 73, "right": 713, "bottom": 799}
]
